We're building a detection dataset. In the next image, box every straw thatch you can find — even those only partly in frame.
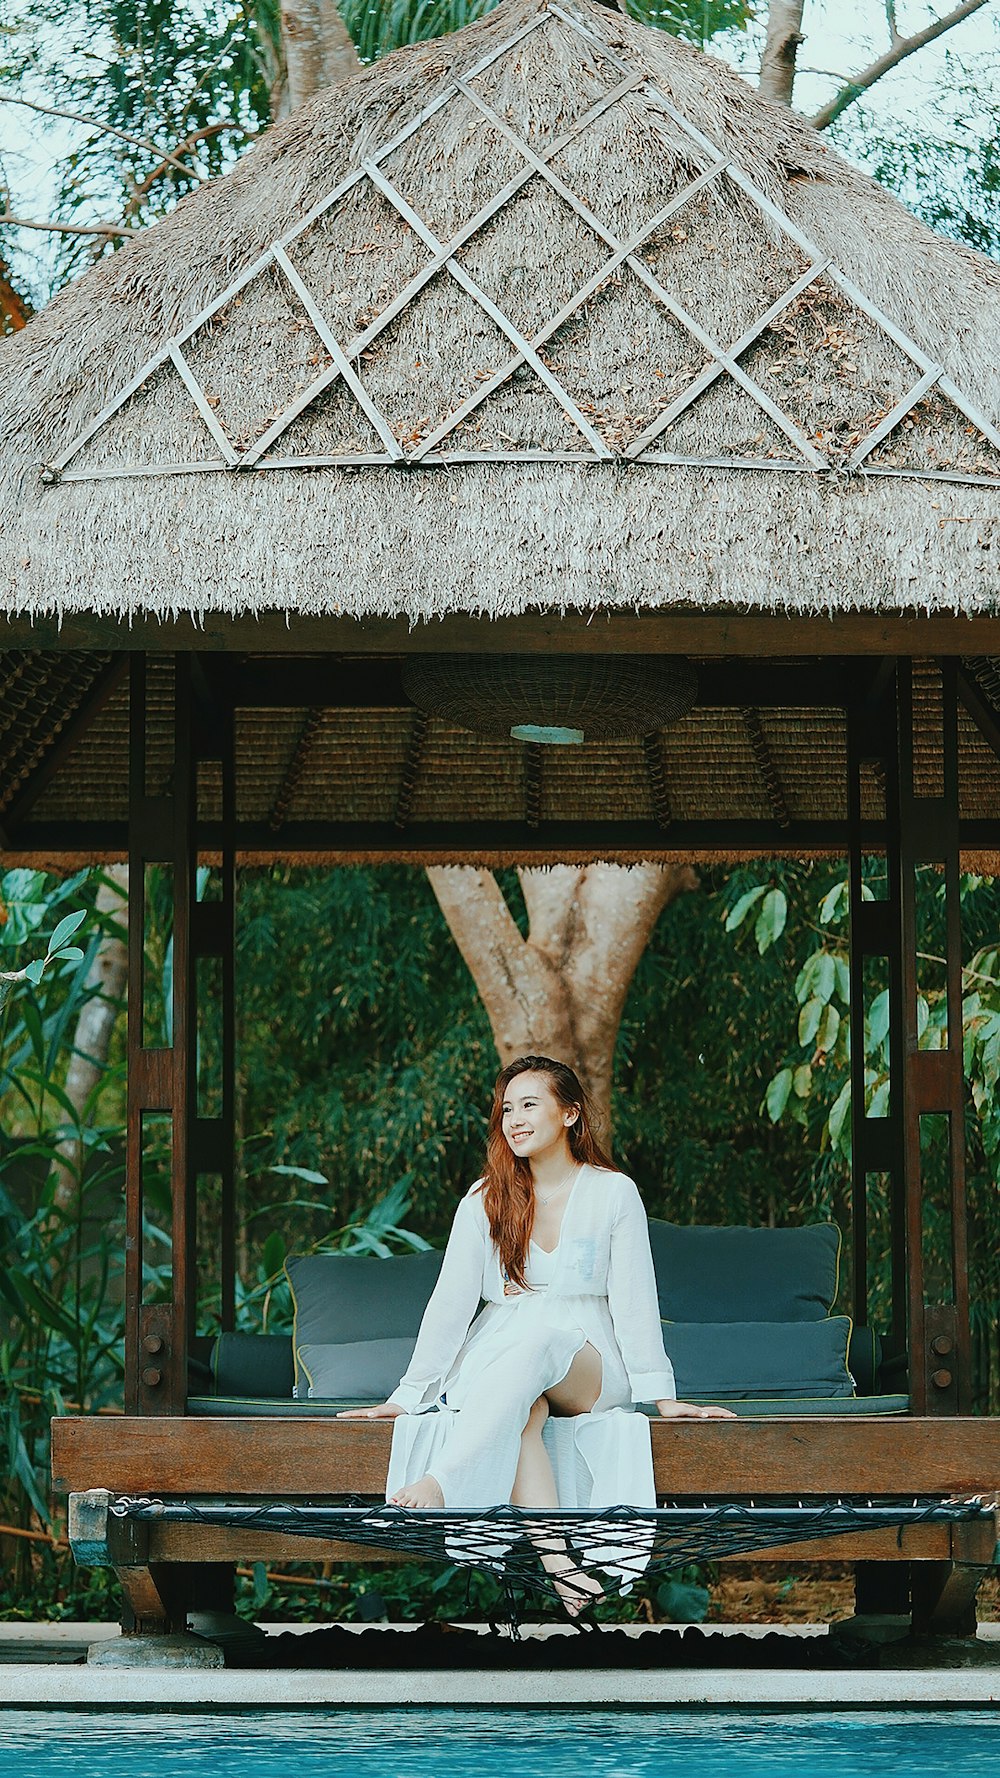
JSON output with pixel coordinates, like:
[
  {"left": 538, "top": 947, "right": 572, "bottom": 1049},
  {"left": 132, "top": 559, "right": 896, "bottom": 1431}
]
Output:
[{"left": 0, "top": 0, "right": 998, "bottom": 624}]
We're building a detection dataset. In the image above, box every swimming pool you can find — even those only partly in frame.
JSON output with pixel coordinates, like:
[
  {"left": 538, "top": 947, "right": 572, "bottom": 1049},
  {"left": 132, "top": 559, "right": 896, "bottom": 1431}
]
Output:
[{"left": 1, "top": 1710, "right": 999, "bottom": 1778}]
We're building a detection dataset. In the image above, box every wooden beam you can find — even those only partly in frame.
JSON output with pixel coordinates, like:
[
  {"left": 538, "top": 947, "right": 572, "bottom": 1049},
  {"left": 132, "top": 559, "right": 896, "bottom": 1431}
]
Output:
[
  {"left": 51, "top": 1413, "right": 1000, "bottom": 1500},
  {"left": 4, "top": 611, "right": 1000, "bottom": 658},
  {"left": 8, "top": 818, "right": 877, "bottom": 855},
  {"left": 1, "top": 653, "right": 127, "bottom": 835},
  {"left": 10, "top": 816, "right": 1000, "bottom": 864},
  {"left": 741, "top": 707, "right": 791, "bottom": 828},
  {"left": 958, "top": 664, "right": 1000, "bottom": 768},
  {"left": 128, "top": 1520, "right": 965, "bottom": 1569}
]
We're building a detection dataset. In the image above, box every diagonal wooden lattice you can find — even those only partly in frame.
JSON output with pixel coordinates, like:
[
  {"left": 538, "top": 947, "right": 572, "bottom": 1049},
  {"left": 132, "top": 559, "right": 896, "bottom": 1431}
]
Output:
[{"left": 45, "top": 1, "right": 1000, "bottom": 489}]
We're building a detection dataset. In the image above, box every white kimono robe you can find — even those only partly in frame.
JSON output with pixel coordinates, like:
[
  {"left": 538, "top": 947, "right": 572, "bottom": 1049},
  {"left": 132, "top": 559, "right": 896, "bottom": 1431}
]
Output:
[{"left": 386, "top": 1165, "right": 676, "bottom": 1522}]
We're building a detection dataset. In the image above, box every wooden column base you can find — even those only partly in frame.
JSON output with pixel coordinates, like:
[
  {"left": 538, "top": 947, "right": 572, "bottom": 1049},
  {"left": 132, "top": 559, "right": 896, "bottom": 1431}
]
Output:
[{"left": 70, "top": 1489, "right": 235, "bottom": 1636}]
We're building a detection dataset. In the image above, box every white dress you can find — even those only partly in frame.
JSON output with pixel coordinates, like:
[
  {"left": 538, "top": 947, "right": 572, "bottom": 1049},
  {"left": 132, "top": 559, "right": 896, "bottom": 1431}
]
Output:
[{"left": 385, "top": 1165, "right": 676, "bottom": 1519}]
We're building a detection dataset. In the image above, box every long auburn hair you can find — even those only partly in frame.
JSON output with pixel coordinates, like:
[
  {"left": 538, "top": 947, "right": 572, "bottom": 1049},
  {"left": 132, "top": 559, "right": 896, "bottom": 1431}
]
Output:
[{"left": 478, "top": 1056, "right": 614, "bottom": 1290}]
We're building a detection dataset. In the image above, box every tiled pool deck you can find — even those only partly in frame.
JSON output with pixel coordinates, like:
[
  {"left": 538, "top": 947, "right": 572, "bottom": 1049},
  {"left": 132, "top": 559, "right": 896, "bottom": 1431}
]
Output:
[{"left": 2, "top": 1623, "right": 1000, "bottom": 1707}]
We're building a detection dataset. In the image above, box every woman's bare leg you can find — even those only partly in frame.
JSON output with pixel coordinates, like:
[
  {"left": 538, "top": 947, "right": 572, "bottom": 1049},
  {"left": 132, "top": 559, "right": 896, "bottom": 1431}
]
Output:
[
  {"left": 511, "top": 1395, "right": 558, "bottom": 1507},
  {"left": 545, "top": 1342, "right": 603, "bottom": 1418},
  {"left": 392, "top": 1341, "right": 606, "bottom": 1607},
  {"left": 519, "top": 1344, "right": 604, "bottom": 1616}
]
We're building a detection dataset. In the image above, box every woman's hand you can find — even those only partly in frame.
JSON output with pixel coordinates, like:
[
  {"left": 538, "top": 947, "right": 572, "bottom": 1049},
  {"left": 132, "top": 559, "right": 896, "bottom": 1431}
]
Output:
[
  {"left": 336, "top": 1403, "right": 406, "bottom": 1420},
  {"left": 655, "top": 1399, "right": 738, "bottom": 1420}
]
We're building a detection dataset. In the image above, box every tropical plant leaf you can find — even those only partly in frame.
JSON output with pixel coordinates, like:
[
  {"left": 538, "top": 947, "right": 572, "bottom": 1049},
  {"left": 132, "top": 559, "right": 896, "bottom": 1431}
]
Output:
[
  {"left": 47, "top": 909, "right": 87, "bottom": 956},
  {"left": 765, "top": 1068, "right": 793, "bottom": 1122},
  {"left": 724, "top": 885, "right": 766, "bottom": 933}
]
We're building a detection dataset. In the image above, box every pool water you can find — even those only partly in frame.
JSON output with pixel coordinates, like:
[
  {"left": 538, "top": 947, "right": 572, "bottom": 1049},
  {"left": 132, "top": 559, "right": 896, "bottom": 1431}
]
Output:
[{"left": 2, "top": 1711, "right": 999, "bottom": 1778}]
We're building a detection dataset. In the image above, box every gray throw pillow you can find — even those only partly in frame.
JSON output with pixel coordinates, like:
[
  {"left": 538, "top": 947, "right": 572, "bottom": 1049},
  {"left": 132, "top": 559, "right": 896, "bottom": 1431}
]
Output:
[
  {"left": 296, "top": 1337, "right": 416, "bottom": 1402},
  {"left": 285, "top": 1249, "right": 441, "bottom": 1395},
  {"left": 211, "top": 1332, "right": 295, "bottom": 1399},
  {"left": 648, "top": 1221, "right": 841, "bottom": 1322},
  {"left": 661, "top": 1317, "right": 855, "bottom": 1399}
]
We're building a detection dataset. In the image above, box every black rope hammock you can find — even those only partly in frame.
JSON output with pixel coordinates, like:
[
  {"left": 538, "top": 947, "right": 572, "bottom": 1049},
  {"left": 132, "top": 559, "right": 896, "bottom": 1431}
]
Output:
[{"left": 109, "top": 1495, "right": 995, "bottom": 1618}]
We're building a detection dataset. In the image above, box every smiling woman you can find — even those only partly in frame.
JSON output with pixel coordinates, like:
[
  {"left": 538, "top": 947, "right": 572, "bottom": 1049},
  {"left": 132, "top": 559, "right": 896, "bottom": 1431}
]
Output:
[{"left": 338, "top": 1054, "right": 734, "bottom": 1613}]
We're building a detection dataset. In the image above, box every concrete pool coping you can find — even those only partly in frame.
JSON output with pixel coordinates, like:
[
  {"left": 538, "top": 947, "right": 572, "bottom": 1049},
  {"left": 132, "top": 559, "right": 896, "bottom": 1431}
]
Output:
[{"left": 2, "top": 1624, "right": 1000, "bottom": 1706}]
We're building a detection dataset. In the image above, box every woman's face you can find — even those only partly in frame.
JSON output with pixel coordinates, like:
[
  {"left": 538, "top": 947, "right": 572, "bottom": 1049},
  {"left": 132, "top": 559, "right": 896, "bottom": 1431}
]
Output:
[{"left": 500, "top": 1071, "right": 578, "bottom": 1163}]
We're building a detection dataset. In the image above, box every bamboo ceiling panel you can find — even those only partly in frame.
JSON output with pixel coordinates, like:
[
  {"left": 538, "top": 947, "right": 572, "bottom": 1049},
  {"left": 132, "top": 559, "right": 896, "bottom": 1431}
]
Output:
[
  {"left": 4, "top": 651, "right": 1000, "bottom": 859},
  {"left": 0, "top": 653, "right": 108, "bottom": 820}
]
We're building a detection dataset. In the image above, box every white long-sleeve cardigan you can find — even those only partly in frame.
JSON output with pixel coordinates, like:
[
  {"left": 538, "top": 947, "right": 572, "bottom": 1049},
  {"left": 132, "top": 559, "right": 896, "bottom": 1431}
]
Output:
[{"left": 388, "top": 1164, "right": 677, "bottom": 1416}]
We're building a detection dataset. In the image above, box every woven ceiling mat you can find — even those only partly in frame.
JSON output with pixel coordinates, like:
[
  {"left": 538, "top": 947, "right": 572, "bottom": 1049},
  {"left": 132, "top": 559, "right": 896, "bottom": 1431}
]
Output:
[
  {"left": 39, "top": 0, "right": 1000, "bottom": 493},
  {"left": 0, "top": 652, "right": 114, "bottom": 820},
  {"left": 401, "top": 654, "right": 697, "bottom": 742}
]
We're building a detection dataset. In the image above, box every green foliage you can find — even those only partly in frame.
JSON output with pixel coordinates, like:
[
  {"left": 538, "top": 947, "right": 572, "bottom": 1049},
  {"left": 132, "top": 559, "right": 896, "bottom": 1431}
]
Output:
[
  {"left": 236, "top": 1174, "right": 433, "bottom": 1335},
  {"left": 0, "top": 871, "right": 131, "bottom": 1585},
  {"left": 235, "top": 865, "right": 496, "bottom": 1243},
  {"left": 722, "top": 860, "right": 1000, "bottom": 1368},
  {"left": 1, "top": 0, "right": 270, "bottom": 288},
  {"left": 337, "top": 0, "right": 751, "bottom": 64},
  {"left": 615, "top": 862, "right": 841, "bottom": 1233}
]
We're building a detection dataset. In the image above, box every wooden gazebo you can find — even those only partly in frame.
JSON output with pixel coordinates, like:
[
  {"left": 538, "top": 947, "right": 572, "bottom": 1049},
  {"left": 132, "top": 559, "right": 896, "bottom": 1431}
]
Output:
[{"left": 2, "top": 0, "right": 1000, "bottom": 1640}]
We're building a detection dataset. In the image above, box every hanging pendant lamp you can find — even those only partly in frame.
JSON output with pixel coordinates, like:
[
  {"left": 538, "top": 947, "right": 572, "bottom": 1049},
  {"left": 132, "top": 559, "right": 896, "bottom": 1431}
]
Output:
[{"left": 401, "top": 655, "right": 698, "bottom": 744}]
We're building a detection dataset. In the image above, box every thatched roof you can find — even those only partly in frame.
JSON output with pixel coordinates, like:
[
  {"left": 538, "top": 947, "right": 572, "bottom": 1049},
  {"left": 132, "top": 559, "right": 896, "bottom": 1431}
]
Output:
[{"left": 1, "top": 0, "right": 998, "bottom": 625}]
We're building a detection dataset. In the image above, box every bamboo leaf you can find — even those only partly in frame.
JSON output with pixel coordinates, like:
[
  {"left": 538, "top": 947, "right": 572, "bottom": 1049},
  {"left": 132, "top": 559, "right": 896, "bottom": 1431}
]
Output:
[
  {"left": 269, "top": 1164, "right": 329, "bottom": 1186},
  {"left": 262, "top": 1231, "right": 286, "bottom": 1278}
]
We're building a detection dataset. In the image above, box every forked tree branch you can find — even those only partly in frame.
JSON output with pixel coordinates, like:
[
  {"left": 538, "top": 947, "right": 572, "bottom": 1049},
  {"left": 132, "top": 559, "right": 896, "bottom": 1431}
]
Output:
[
  {"left": 0, "top": 91, "right": 243, "bottom": 182},
  {"left": 809, "top": 0, "right": 995, "bottom": 131},
  {"left": 0, "top": 214, "right": 135, "bottom": 237}
]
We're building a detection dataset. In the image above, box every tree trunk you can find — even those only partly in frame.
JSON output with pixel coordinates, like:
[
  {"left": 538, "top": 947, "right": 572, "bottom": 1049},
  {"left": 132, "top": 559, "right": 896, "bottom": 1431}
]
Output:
[
  {"left": 271, "top": 2, "right": 361, "bottom": 119},
  {"left": 426, "top": 863, "right": 697, "bottom": 1136},
  {"left": 758, "top": 0, "right": 806, "bottom": 107},
  {"left": 48, "top": 866, "right": 129, "bottom": 1221}
]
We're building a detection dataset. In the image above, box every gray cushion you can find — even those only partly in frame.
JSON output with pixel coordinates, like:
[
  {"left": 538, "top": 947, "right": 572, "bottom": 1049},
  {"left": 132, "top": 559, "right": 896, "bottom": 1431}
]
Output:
[
  {"left": 661, "top": 1317, "right": 855, "bottom": 1399},
  {"left": 637, "top": 1394, "right": 909, "bottom": 1419},
  {"left": 185, "top": 1392, "right": 909, "bottom": 1421},
  {"left": 649, "top": 1221, "right": 841, "bottom": 1322},
  {"left": 296, "top": 1337, "right": 415, "bottom": 1402},
  {"left": 285, "top": 1250, "right": 442, "bottom": 1394}
]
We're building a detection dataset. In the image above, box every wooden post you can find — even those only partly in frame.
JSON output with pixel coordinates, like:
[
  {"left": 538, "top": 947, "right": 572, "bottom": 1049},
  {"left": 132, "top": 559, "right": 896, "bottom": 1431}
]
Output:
[
  {"left": 189, "top": 661, "right": 236, "bottom": 1333},
  {"left": 846, "top": 667, "right": 906, "bottom": 1361},
  {"left": 896, "top": 659, "right": 971, "bottom": 1416},
  {"left": 125, "top": 654, "right": 195, "bottom": 1416}
]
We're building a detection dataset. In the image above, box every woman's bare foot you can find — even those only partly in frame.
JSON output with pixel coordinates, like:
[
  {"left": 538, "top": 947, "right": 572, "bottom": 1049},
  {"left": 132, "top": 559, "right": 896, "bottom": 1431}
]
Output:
[
  {"left": 540, "top": 1549, "right": 604, "bottom": 1618},
  {"left": 389, "top": 1473, "right": 445, "bottom": 1509}
]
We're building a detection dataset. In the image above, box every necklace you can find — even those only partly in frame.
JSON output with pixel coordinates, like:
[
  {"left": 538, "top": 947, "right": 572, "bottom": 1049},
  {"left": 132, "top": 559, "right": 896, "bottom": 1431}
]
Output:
[{"left": 534, "top": 1162, "right": 580, "bottom": 1208}]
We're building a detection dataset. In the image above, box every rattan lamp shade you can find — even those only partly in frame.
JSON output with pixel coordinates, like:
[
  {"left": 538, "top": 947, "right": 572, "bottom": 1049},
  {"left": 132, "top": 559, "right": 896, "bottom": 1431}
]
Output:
[{"left": 401, "top": 656, "right": 698, "bottom": 743}]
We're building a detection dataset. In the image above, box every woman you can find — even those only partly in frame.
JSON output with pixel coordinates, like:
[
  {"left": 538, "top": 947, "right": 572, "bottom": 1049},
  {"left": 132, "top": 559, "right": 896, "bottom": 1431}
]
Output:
[{"left": 339, "top": 1056, "right": 733, "bottom": 1609}]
